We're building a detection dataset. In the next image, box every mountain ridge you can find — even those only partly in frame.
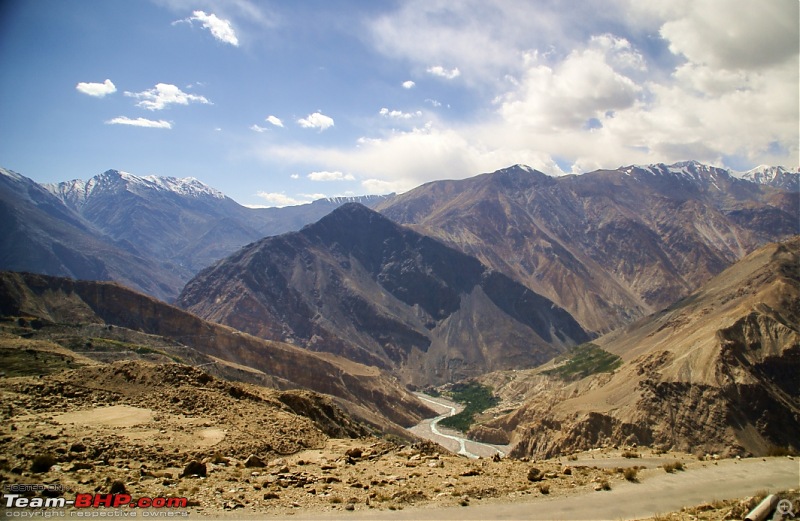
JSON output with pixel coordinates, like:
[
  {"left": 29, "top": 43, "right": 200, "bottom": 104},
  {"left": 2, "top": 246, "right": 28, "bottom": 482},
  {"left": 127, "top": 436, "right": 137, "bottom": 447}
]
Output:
[
  {"left": 377, "top": 162, "right": 798, "bottom": 333},
  {"left": 3, "top": 167, "right": 391, "bottom": 300}
]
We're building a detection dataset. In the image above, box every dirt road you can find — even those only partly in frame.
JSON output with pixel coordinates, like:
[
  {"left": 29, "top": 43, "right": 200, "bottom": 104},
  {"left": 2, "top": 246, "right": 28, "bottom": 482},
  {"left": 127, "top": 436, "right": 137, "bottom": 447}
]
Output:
[{"left": 286, "top": 457, "right": 799, "bottom": 521}]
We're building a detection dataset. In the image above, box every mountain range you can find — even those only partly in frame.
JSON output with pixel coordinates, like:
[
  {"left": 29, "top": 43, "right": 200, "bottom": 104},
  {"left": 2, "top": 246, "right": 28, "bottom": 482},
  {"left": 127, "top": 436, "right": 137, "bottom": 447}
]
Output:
[
  {"left": 177, "top": 203, "right": 589, "bottom": 386},
  {"left": 1, "top": 166, "right": 389, "bottom": 301},
  {"left": 377, "top": 161, "right": 798, "bottom": 333},
  {"left": 1, "top": 160, "right": 798, "bottom": 453}
]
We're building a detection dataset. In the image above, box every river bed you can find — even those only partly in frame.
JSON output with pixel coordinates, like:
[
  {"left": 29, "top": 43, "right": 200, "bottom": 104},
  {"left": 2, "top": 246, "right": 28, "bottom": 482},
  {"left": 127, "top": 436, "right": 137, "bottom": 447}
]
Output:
[{"left": 406, "top": 392, "right": 510, "bottom": 459}]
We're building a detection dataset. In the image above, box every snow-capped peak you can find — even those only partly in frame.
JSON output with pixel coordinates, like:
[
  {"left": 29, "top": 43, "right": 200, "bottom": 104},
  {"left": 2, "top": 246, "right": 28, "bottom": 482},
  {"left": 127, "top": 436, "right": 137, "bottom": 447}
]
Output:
[
  {"left": 0, "top": 167, "right": 26, "bottom": 183},
  {"left": 623, "top": 160, "right": 729, "bottom": 182},
  {"left": 733, "top": 164, "right": 800, "bottom": 191},
  {"left": 44, "top": 169, "right": 226, "bottom": 206},
  {"left": 139, "top": 175, "right": 226, "bottom": 199},
  {"left": 734, "top": 165, "right": 796, "bottom": 182}
]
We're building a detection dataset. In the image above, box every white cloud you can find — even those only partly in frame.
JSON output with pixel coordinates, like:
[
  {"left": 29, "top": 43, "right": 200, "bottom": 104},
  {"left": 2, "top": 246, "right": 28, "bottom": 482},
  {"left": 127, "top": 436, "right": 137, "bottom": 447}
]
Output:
[
  {"left": 366, "top": 0, "right": 622, "bottom": 86},
  {"left": 105, "top": 116, "right": 172, "bottom": 129},
  {"left": 425, "top": 99, "right": 442, "bottom": 107},
  {"left": 297, "top": 112, "right": 334, "bottom": 131},
  {"left": 379, "top": 108, "right": 422, "bottom": 120},
  {"left": 402, "top": 80, "right": 416, "bottom": 89},
  {"left": 427, "top": 65, "right": 460, "bottom": 79},
  {"left": 260, "top": 123, "right": 540, "bottom": 194},
  {"left": 251, "top": 0, "right": 796, "bottom": 189},
  {"left": 125, "top": 83, "right": 210, "bottom": 111},
  {"left": 255, "top": 191, "right": 308, "bottom": 207},
  {"left": 307, "top": 171, "right": 355, "bottom": 181},
  {"left": 176, "top": 10, "right": 239, "bottom": 46},
  {"left": 266, "top": 115, "right": 284, "bottom": 127},
  {"left": 589, "top": 34, "right": 646, "bottom": 72},
  {"left": 76, "top": 79, "right": 116, "bottom": 97},
  {"left": 250, "top": 124, "right": 267, "bottom": 132},
  {"left": 659, "top": 0, "right": 798, "bottom": 70},
  {"left": 498, "top": 40, "right": 643, "bottom": 131}
]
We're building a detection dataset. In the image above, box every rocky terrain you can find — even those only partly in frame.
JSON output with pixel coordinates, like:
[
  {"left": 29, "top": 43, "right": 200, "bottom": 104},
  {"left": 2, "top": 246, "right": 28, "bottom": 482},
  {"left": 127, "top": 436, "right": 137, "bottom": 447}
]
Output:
[
  {"left": 377, "top": 162, "right": 799, "bottom": 333},
  {"left": 470, "top": 237, "right": 800, "bottom": 459},
  {"left": 0, "top": 354, "right": 749, "bottom": 518},
  {"left": 0, "top": 270, "right": 433, "bottom": 432},
  {"left": 178, "top": 203, "right": 589, "bottom": 386}
]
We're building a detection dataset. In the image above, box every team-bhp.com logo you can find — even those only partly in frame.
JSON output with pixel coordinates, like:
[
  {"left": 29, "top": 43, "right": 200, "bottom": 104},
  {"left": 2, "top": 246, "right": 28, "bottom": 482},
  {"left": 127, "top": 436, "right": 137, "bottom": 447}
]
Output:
[{"left": 3, "top": 484, "right": 188, "bottom": 516}]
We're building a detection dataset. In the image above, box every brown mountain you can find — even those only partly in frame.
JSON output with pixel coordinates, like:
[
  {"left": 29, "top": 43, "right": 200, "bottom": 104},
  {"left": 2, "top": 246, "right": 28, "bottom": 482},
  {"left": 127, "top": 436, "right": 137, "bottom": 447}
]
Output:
[
  {"left": 177, "top": 203, "right": 589, "bottom": 386},
  {"left": 0, "top": 270, "right": 433, "bottom": 431},
  {"left": 476, "top": 236, "right": 800, "bottom": 458},
  {"left": 377, "top": 162, "right": 799, "bottom": 334}
]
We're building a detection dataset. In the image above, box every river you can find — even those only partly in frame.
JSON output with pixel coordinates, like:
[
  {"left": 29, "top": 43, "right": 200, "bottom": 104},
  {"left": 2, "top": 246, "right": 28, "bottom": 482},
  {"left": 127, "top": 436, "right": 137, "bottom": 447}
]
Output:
[{"left": 406, "top": 392, "right": 509, "bottom": 459}]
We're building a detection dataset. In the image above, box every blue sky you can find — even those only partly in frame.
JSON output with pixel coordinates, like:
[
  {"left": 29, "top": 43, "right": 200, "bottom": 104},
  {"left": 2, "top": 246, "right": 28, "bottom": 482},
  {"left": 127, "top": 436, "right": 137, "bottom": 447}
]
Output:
[{"left": 1, "top": 0, "right": 797, "bottom": 207}]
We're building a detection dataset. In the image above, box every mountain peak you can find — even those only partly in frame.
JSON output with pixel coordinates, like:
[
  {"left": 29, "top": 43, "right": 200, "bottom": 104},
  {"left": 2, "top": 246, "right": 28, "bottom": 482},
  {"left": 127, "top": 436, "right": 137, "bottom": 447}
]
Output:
[
  {"left": 734, "top": 165, "right": 799, "bottom": 190},
  {"left": 45, "top": 169, "right": 227, "bottom": 206},
  {"left": 495, "top": 164, "right": 550, "bottom": 177},
  {"left": 0, "top": 167, "right": 26, "bottom": 183},
  {"left": 302, "top": 202, "right": 398, "bottom": 240}
]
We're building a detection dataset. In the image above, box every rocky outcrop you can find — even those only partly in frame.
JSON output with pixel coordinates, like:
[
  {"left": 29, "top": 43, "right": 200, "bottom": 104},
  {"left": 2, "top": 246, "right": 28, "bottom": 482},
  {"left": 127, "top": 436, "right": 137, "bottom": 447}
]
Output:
[{"left": 481, "top": 238, "right": 800, "bottom": 458}]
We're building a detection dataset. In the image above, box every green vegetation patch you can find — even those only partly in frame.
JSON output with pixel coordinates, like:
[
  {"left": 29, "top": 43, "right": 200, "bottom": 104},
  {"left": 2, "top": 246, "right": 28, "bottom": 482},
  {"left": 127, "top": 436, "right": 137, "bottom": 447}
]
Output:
[
  {"left": 438, "top": 381, "right": 499, "bottom": 433},
  {"left": 543, "top": 343, "right": 622, "bottom": 381}
]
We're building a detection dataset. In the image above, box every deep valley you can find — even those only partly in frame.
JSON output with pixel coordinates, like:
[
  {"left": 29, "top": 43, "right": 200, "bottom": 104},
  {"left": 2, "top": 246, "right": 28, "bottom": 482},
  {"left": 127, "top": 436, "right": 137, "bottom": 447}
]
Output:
[{"left": 1, "top": 161, "right": 798, "bottom": 519}]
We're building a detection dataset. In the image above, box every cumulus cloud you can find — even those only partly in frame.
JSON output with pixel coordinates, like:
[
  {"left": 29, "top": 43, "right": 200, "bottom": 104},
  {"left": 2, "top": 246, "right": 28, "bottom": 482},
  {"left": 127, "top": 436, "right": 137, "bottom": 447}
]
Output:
[
  {"left": 125, "top": 83, "right": 211, "bottom": 111},
  {"left": 307, "top": 171, "right": 355, "bottom": 181},
  {"left": 402, "top": 80, "right": 416, "bottom": 89},
  {"left": 379, "top": 108, "right": 422, "bottom": 119},
  {"left": 76, "top": 79, "right": 116, "bottom": 97},
  {"left": 427, "top": 65, "right": 460, "bottom": 79},
  {"left": 498, "top": 38, "right": 643, "bottom": 131},
  {"left": 266, "top": 115, "right": 284, "bottom": 127},
  {"left": 105, "top": 116, "right": 172, "bottom": 129},
  {"left": 297, "top": 112, "right": 334, "bottom": 131},
  {"left": 175, "top": 10, "right": 239, "bottom": 46},
  {"left": 250, "top": 124, "right": 267, "bottom": 132}
]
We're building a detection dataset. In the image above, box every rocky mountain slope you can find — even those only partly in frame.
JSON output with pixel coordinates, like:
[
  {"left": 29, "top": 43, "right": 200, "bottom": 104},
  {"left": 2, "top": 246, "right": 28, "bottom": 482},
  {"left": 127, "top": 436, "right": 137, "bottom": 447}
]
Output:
[
  {"left": 474, "top": 237, "right": 800, "bottom": 458},
  {"left": 377, "top": 161, "right": 799, "bottom": 333},
  {"left": 178, "top": 203, "right": 589, "bottom": 386},
  {"left": 0, "top": 167, "right": 178, "bottom": 300},
  {"left": 0, "top": 270, "right": 433, "bottom": 430}
]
